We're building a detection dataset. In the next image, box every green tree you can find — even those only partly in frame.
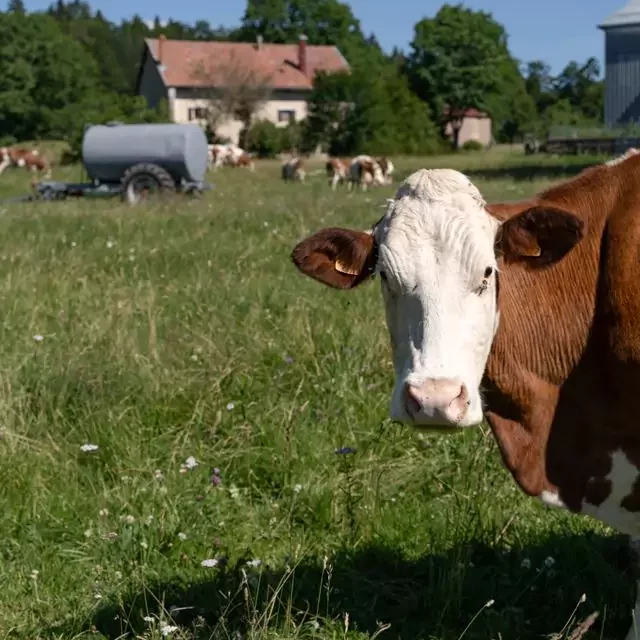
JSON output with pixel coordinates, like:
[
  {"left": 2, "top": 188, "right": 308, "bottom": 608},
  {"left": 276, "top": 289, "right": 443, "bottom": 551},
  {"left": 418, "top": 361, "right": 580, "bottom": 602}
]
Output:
[
  {"left": 0, "top": 11, "right": 99, "bottom": 140},
  {"left": 406, "top": 3, "right": 509, "bottom": 148},
  {"left": 236, "top": 0, "right": 385, "bottom": 68},
  {"left": 7, "top": 0, "right": 26, "bottom": 14}
]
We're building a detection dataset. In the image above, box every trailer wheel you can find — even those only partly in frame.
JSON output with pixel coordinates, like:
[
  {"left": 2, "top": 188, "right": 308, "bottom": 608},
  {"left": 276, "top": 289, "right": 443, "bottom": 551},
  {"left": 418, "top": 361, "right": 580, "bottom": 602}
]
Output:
[{"left": 121, "top": 163, "right": 176, "bottom": 205}]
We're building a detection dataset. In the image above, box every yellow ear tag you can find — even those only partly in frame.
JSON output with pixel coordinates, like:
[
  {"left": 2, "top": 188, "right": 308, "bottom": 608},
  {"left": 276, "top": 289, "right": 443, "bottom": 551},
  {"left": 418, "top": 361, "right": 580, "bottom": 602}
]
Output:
[
  {"left": 335, "top": 259, "right": 359, "bottom": 275},
  {"left": 523, "top": 245, "right": 541, "bottom": 257}
]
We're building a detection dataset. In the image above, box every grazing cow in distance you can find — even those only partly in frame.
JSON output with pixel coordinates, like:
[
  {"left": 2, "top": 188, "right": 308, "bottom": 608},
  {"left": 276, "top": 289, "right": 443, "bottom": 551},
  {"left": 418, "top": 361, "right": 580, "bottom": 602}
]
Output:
[
  {"left": 376, "top": 156, "right": 394, "bottom": 184},
  {"left": 348, "top": 155, "right": 387, "bottom": 191},
  {"left": 291, "top": 152, "right": 640, "bottom": 639},
  {"left": 232, "top": 152, "right": 255, "bottom": 171},
  {"left": 326, "top": 157, "right": 349, "bottom": 191},
  {"left": 0, "top": 146, "right": 51, "bottom": 177},
  {"left": 281, "top": 157, "right": 305, "bottom": 182}
]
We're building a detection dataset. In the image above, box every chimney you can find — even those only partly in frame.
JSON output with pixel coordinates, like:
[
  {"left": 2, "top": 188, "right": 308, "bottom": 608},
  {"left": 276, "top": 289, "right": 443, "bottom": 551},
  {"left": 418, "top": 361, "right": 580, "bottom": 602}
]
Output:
[
  {"left": 298, "top": 34, "right": 308, "bottom": 75},
  {"left": 256, "top": 34, "right": 263, "bottom": 50},
  {"left": 158, "top": 33, "right": 166, "bottom": 64}
]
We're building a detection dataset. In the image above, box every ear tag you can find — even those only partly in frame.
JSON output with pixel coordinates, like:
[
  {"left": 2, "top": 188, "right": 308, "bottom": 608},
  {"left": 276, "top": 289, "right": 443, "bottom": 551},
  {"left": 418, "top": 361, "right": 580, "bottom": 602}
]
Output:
[{"left": 335, "top": 259, "right": 359, "bottom": 275}]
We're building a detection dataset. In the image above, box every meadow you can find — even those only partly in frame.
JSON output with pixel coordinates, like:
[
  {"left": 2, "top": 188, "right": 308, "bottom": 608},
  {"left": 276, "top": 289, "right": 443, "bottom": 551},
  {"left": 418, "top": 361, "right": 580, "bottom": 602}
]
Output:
[{"left": 0, "top": 146, "right": 633, "bottom": 640}]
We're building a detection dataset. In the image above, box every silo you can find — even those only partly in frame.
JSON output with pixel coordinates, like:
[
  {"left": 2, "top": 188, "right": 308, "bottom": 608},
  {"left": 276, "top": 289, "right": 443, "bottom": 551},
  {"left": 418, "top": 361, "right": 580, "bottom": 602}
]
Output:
[{"left": 599, "top": 0, "right": 640, "bottom": 127}]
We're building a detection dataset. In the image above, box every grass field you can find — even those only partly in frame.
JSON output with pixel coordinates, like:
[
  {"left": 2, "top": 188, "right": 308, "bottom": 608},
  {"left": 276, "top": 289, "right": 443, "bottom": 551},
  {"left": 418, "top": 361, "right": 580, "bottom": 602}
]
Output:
[{"left": 0, "top": 147, "right": 634, "bottom": 640}]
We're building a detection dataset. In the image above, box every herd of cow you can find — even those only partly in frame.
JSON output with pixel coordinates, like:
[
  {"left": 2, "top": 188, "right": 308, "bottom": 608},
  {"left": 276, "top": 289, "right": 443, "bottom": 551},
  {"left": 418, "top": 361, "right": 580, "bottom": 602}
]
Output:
[
  {"left": 208, "top": 142, "right": 395, "bottom": 192},
  {"left": 284, "top": 154, "right": 395, "bottom": 191}
]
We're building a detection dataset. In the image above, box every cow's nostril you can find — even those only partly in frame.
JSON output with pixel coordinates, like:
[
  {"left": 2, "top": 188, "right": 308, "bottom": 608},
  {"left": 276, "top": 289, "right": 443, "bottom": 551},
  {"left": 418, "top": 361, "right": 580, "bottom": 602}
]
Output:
[{"left": 404, "top": 385, "right": 423, "bottom": 417}]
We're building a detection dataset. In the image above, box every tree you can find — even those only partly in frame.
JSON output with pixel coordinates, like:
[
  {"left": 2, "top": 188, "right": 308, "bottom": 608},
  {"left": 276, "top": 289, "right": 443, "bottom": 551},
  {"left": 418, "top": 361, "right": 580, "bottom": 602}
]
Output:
[
  {"left": 406, "top": 4, "right": 509, "bottom": 148},
  {"left": 190, "top": 50, "right": 273, "bottom": 145},
  {"left": 7, "top": 0, "right": 26, "bottom": 14},
  {"left": 235, "top": 0, "right": 385, "bottom": 68},
  {"left": 302, "top": 66, "right": 439, "bottom": 156}
]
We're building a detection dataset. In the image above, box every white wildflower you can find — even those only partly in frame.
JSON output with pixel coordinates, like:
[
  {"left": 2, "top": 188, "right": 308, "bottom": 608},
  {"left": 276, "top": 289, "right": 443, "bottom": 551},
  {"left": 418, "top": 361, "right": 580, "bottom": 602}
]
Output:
[
  {"left": 178, "top": 532, "right": 187, "bottom": 541},
  {"left": 33, "top": 334, "right": 44, "bottom": 342},
  {"left": 120, "top": 515, "right": 135, "bottom": 524},
  {"left": 182, "top": 456, "right": 198, "bottom": 470},
  {"left": 293, "top": 484, "right": 302, "bottom": 493},
  {"left": 228, "top": 485, "right": 240, "bottom": 499},
  {"left": 159, "top": 624, "right": 179, "bottom": 637},
  {"left": 153, "top": 469, "right": 163, "bottom": 479},
  {"left": 544, "top": 556, "right": 555, "bottom": 568},
  {"left": 485, "top": 599, "right": 495, "bottom": 607},
  {"left": 106, "top": 240, "right": 115, "bottom": 249},
  {"left": 143, "top": 615, "right": 154, "bottom": 623},
  {"left": 80, "top": 443, "right": 98, "bottom": 453},
  {"left": 99, "top": 508, "right": 109, "bottom": 517},
  {"left": 84, "top": 529, "right": 92, "bottom": 538},
  {"left": 201, "top": 558, "right": 218, "bottom": 568},
  {"left": 140, "top": 541, "right": 148, "bottom": 549},
  {"left": 521, "top": 558, "right": 531, "bottom": 569},
  {"left": 246, "top": 559, "right": 262, "bottom": 568},
  {"left": 71, "top": 241, "right": 77, "bottom": 247},
  {"left": 145, "top": 515, "right": 154, "bottom": 525},
  {"left": 115, "top": 571, "right": 122, "bottom": 580},
  {"left": 226, "top": 402, "right": 235, "bottom": 411},
  {"left": 30, "top": 569, "right": 39, "bottom": 580},
  {"left": 94, "top": 593, "right": 102, "bottom": 600}
]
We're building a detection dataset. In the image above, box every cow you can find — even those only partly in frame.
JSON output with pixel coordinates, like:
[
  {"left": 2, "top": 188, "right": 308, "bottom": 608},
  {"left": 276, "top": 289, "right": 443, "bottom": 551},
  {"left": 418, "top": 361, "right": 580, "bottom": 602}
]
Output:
[
  {"left": 0, "top": 146, "right": 50, "bottom": 177},
  {"left": 290, "top": 153, "right": 640, "bottom": 639},
  {"left": 326, "top": 157, "right": 349, "bottom": 191},
  {"left": 348, "top": 155, "right": 387, "bottom": 191},
  {"left": 376, "top": 156, "right": 394, "bottom": 184},
  {"left": 232, "top": 152, "right": 255, "bottom": 171},
  {"left": 281, "top": 157, "right": 305, "bottom": 183}
]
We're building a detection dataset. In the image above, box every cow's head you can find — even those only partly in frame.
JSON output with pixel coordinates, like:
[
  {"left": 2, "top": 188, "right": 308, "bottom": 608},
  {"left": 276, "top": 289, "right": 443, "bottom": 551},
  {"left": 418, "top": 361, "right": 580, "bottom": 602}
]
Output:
[{"left": 291, "top": 168, "right": 584, "bottom": 429}]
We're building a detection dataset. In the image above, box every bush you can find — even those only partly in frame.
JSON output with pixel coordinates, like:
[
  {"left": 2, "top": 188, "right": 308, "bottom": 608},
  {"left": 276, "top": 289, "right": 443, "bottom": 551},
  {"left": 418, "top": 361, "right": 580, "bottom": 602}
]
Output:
[
  {"left": 461, "top": 139, "right": 484, "bottom": 152},
  {"left": 243, "top": 120, "right": 301, "bottom": 157}
]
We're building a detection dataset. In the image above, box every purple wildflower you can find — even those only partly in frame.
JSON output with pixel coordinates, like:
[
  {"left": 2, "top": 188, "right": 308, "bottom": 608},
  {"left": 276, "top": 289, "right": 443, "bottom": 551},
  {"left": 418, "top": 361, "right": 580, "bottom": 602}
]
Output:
[{"left": 335, "top": 447, "right": 356, "bottom": 455}]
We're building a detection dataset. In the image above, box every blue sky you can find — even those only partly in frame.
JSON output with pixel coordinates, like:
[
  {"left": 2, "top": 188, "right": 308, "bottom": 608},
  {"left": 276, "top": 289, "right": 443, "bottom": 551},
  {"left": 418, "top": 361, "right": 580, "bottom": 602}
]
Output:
[{"left": 1, "top": 0, "right": 624, "bottom": 75}]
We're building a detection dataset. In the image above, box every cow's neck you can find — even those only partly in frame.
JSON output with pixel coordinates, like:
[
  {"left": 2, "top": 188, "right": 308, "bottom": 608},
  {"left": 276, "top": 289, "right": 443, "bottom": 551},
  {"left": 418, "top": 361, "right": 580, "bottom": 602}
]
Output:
[{"left": 482, "top": 170, "right": 619, "bottom": 506}]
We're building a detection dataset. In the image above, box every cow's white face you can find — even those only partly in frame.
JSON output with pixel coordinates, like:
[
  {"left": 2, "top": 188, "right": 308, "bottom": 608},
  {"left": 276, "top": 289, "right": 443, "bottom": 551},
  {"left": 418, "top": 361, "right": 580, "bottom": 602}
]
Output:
[
  {"left": 291, "top": 167, "right": 584, "bottom": 431},
  {"left": 374, "top": 169, "right": 500, "bottom": 427}
]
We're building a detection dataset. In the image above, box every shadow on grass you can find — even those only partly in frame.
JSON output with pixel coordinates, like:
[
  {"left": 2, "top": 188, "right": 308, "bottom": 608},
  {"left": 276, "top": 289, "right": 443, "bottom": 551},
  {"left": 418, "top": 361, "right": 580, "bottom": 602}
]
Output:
[
  {"left": 65, "top": 531, "right": 636, "bottom": 640},
  {"left": 463, "top": 161, "right": 598, "bottom": 183}
]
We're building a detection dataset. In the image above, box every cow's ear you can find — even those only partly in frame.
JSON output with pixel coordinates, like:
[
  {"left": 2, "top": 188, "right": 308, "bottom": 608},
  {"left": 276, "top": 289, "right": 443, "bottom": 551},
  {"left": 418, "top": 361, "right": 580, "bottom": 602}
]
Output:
[
  {"left": 496, "top": 205, "right": 584, "bottom": 268},
  {"left": 291, "top": 227, "right": 377, "bottom": 289}
]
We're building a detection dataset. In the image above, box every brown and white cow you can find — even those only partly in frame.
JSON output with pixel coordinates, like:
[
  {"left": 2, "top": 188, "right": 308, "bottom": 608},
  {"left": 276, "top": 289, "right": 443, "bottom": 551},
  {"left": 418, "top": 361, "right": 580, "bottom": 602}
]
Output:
[
  {"left": 0, "top": 146, "right": 50, "bottom": 177},
  {"left": 281, "top": 157, "right": 305, "bottom": 182},
  {"left": 376, "top": 156, "right": 394, "bottom": 184},
  {"left": 348, "top": 155, "right": 387, "bottom": 191},
  {"left": 326, "top": 157, "right": 349, "bottom": 191},
  {"left": 291, "top": 154, "right": 640, "bottom": 639}
]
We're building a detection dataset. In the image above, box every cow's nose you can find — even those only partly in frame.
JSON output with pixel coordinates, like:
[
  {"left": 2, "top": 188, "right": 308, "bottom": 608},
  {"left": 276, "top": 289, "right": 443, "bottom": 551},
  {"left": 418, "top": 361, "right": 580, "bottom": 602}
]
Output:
[{"left": 404, "top": 378, "right": 469, "bottom": 424}]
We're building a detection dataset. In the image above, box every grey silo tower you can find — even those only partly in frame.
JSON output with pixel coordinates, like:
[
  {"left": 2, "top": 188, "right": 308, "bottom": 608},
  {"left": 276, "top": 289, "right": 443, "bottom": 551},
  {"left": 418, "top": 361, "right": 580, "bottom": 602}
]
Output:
[{"left": 599, "top": 0, "right": 640, "bottom": 127}]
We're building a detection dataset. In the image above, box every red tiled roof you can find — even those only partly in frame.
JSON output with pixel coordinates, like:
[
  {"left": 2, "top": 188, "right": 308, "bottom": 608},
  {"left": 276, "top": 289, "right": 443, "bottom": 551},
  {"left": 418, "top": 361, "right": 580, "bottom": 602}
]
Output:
[
  {"left": 444, "top": 106, "right": 490, "bottom": 119},
  {"left": 144, "top": 38, "right": 350, "bottom": 90}
]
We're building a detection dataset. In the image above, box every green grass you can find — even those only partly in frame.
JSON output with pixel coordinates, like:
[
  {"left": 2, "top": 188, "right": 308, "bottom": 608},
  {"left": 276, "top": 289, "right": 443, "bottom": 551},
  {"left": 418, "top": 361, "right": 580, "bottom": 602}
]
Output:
[{"left": 0, "top": 147, "right": 632, "bottom": 639}]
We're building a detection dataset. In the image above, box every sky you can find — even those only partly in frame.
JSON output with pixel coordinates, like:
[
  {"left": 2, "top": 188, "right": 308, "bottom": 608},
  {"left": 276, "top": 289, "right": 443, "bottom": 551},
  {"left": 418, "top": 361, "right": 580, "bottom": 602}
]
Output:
[{"left": 1, "top": 0, "right": 626, "bottom": 76}]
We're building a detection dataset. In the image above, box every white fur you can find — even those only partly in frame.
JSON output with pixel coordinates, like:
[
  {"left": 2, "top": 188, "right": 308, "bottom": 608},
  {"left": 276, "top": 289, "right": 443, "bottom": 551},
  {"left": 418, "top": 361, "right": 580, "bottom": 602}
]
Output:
[
  {"left": 374, "top": 168, "right": 500, "bottom": 427},
  {"left": 348, "top": 155, "right": 386, "bottom": 191},
  {"left": 582, "top": 450, "right": 640, "bottom": 536},
  {"left": 540, "top": 490, "right": 566, "bottom": 509}
]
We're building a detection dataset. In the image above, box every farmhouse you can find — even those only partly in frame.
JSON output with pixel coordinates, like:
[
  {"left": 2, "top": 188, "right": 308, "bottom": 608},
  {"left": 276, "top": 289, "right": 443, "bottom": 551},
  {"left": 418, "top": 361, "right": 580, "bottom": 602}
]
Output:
[
  {"left": 443, "top": 107, "right": 492, "bottom": 148},
  {"left": 136, "top": 35, "right": 350, "bottom": 145},
  {"left": 599, "top": 0, "right": 640, "bottom": 127}
]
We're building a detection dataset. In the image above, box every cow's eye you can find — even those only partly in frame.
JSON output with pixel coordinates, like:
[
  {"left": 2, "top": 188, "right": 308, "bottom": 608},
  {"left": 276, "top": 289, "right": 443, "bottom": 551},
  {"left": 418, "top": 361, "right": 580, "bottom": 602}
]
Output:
[
  {"left": 379, "top": 270, "right": 387, "bottom": 282},
  {"left": 484, "top": 266, "right": 493, "bottom": 278}
]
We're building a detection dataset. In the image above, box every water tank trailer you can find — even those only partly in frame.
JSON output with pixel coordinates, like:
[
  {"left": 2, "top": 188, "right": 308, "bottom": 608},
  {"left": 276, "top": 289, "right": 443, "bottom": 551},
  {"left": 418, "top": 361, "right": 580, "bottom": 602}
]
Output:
[{"left": 32, "top": 122, "right": 212, "bottom": 204}]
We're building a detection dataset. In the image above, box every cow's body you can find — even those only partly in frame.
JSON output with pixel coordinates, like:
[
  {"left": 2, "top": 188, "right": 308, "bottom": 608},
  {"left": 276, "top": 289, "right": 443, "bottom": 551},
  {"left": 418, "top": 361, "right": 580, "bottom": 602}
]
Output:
[
  {"left": 326, "top": 157, "right": 348, "bottom": 190},
  {"left": 291, "top": 153, "right": 640, "bottom": 638},
  {"left": 0, "top": 146, "right": 50, "bottom": 177},
  {"left": 282, "top": 157, "right": 305, "bottom": 182},
  {"left": 376, "top": 156, "right": 394, "bottom": 183},
  {"left": 348, "top": 155, "right": 387, "bottom": 191}
]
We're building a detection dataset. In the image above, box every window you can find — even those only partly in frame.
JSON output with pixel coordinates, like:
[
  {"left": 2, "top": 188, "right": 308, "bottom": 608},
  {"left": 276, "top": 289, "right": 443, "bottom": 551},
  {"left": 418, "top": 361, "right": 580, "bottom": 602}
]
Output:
[
  {"left": 188, "top": 107, "right": 209, "bottom": 121},
  {"left": 278, "top": 109, "right": 296, "bottom": 124}
]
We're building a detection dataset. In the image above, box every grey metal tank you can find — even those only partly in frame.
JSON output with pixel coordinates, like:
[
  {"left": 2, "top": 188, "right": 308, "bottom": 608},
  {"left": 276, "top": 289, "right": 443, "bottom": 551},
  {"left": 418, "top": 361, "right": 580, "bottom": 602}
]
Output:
[{"left": 82, "top": 123, "right": 209, "bottom": 184}]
